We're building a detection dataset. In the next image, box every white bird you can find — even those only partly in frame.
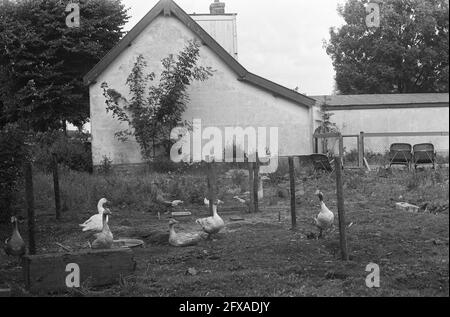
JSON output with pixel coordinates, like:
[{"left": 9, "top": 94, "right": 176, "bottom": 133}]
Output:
[
  {"left": 196, "top": 203, "right": 225, "bottom": 237},
  {"left": 204, "top": 198, "right": 223, "bottom": 206},
  {"left": 79, "top": 198, "right": 110, "bottom": 232},
  {"left": 233, "top": 196, "right": 247, "bottom": 204},
  {"left": 168, "top": 219, "right": 206, "bottom": 247},
  {"left": 91, "top": 209, "right": 114, "bottom": 249},
  {"left": 171, "top": 200, "right": 184, "bottom": 207},
  {"left": 156, "top": 193, "right": 183, "bottom": 207},
  {"left": 314, "top": 190, "right": 335, "bottom": 238}
]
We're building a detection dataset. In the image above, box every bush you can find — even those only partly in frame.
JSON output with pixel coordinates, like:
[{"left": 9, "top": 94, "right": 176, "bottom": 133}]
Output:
[
  {"left": 97, "top": 155, "right": 113, "bottom": 175},
  {"left": 33, "top": 131, "right": 93, "bottom": 173},
  {"left": 230, "top": 169, "right": 247, "bottom": 187},
  {"left": 344, "top": 149, "right": 359, "bottom": 163}
]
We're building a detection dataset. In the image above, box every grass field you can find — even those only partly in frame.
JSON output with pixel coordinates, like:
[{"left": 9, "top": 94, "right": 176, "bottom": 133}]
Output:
[{"left": 0, "top": 165, "right": 448, "bottom": 297}]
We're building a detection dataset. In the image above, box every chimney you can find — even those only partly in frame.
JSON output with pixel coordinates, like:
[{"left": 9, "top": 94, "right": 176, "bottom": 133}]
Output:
[{"left": 210, "top": 0, "right": 225, "bottom": 15}]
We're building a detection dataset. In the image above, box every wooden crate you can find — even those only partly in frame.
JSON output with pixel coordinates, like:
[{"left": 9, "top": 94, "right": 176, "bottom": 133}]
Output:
[{"left": 22, "top": 248, "right": 136, "bottom": 294}]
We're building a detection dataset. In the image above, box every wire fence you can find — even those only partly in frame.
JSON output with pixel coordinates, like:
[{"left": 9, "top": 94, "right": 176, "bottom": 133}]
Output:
[{"left": 315, "top": 131, "right": 449, "bottom": 169}]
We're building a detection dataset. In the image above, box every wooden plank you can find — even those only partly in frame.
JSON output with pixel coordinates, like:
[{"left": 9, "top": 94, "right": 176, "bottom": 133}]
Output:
[
  {"left": 22, "top": 248, "right": 136, "bottom": 294},
  {"left": 52, "top": 153, "right": 61, "bottom": 221},
  {"left": 313, "top": 132, "right": 342, "bottom": 139},
  {"left": 364, "top": 157, "right": 372, "bottom": 172},
  {"left": 342, "top": 134, "right": 360, "bottom": 138},
  {"left": 335, "top": 157, "right": 349, "bottom": 261},
  {"left": 171, "top": 211, "right": 192, "bottom": 217},
  {"left": 24, "top": 161, "right": 36, "bottom": 255},
  {"left": 288, "top": 157, "right": 296, "bottom": 228}
]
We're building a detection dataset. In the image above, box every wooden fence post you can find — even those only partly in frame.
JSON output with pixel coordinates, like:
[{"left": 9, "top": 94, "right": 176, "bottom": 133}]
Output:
[
  {"left": 339, "top": 135, "right": 344, "bottom": 158},
  {"left": 24, "top": 161, "right": 36, "bottom": 255},
  {"left": 358, "top": 132, "right": 365, "bottom": 168},
  {"left": 253, "top": 152, "right": 260, "bottom": 213},
  {"left": 288, "top": 157, "right": 296, "bottom": 229},
  {"left": 248, "top": 162, "right": 255, "bottom": 213},
  {"left": 207, "top": 161, "right": 217, "bottom": 216},
  {"left": 335, "top": 157, "right": 349, "bottom": 261},
  {"left": 52, "top": 153, "right": 61, "bottom": 221}
]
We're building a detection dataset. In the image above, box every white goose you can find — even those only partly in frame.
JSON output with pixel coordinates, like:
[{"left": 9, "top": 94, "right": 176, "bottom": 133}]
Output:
[
  {"left": 233, "top": 196, "right": 247, "bottom": 204},
  {"left": 196, "top": 203, "right": 225, "bottom": 237},
  {"left": 168, "top": 219, "right": 206, "bottom": 247},
  {"left": 314, "top": 190, "right": 335, "bottom": 238},
  {"left": 204, "top": 198, "right": 224, "bottom": 206},
  {"left": 91, "top": 209, "right": 114, "bottom": 249},
  {"left": 79, "top": 198, "right": 110, "bottom": 232}
]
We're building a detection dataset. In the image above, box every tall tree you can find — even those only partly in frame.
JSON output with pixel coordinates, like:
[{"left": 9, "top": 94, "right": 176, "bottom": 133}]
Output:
[
  {"left": 0, "top": 0, "right": 129, "bottom": 131},
  {"left": 326, "top": 0, "right": 449, "bottom": 94}
]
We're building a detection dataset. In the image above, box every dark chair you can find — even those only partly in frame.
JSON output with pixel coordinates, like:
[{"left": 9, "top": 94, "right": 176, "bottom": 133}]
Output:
[
  {"left": 389, "top": 143, "right": 412, "bottom": 169},
  {"left": 310, "top": 154, "right": 335, "bottom": 173},
  {"left": 413, "top": 143, "right": 436, "bottom": 169}
]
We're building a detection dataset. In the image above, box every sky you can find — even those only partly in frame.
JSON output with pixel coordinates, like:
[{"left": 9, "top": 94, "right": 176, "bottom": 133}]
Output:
[{"left": 121, "top": 0, "right": 346, "bottom": 96}]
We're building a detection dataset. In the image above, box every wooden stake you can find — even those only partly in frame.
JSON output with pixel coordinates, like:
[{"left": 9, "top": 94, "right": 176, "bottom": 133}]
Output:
[
  {"left": 248, "top": 162, "right": 255, "bottom": 213},
  {"left": 288, "top": 157, "right": 296, "bottom": 229},
  {"left": 24, "top": 161, "right": 36, "bottom": 255},
  {"left": 52, "top": 153, "right": 61, "bottom": 221},
  {"left": 253, "top": 152, "right": 259, "bottom": 213},
  {"left": 338, "top": 135, "right": 344, "bottom": 159},
  {"left": 358, "top": 132, "right": 365, "bottom": 169},
  {"left": 207, "top": 161, "right": 217, "bottom": 216},
  {"left": 335, "top": 157, "right": 349, "bottom": 261}
]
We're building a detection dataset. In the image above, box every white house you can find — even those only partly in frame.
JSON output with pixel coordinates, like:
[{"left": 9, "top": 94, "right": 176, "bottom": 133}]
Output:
[{"left": 83, "top": 0, "right": 316, "bottom": 167}]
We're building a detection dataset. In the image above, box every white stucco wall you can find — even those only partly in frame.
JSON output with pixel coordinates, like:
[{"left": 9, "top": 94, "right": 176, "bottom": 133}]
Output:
[
  {"left": 89, "top": 14, "right": 312, "bottom": 166},
  {"left": 330, "top": 107, "right": 450, "bottom": 154}
]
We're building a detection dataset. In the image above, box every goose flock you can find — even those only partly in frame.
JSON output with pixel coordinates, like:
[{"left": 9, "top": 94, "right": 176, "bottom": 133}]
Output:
[{"left": 2, "top": 182, "right": 337, "bottom": 256}]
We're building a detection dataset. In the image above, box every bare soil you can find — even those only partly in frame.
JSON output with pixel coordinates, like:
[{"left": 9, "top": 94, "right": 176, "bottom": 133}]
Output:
[{"left": 0, "top": 167, "right": 448, "bottom": 297}]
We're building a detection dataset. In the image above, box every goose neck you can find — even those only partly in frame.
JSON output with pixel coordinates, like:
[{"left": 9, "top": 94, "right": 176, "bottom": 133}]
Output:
[
  {"left": 97, "top": 201, "right": 105, "bottom": 213},
  {"left": 169, "top": 224, "right": 176, "bottom": 236},
  {"left": 12, "top": 219, "right": 18, "bottom": 231}
]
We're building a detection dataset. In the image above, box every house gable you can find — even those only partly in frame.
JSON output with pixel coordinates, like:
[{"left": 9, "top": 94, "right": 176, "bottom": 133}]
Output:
[{"left": 83, "top": 0, "right": 315, "bottom": 108}]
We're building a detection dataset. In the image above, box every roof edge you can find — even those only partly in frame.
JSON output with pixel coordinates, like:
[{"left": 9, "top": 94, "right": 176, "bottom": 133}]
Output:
[{"left": 83, "top": 0, "right": 314, "bottom": 108}]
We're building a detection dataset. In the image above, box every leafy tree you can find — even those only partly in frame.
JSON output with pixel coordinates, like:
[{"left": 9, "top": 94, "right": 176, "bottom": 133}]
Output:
[
  {"left": 0, "top": 0, "right": 129, "bottom": 131},
  {"left": 0, "top": 124, "right": 29, "bottom": 222},
  {"left": 102, "top": 40, "right": 213, "bottom": 160},
  {"left": 326, "top": 0, "right": 449, "bottom": 94},
  {"left": 314, "top": 96, "right": 340, "bottom": 155}
]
